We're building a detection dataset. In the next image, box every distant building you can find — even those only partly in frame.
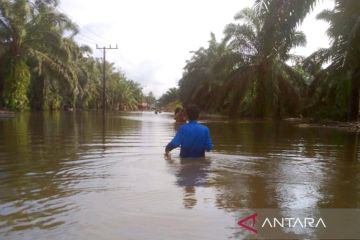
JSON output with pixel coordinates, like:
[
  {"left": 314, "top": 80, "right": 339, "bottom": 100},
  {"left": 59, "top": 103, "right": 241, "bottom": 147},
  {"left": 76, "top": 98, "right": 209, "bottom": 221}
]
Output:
[{"left": 138, "top": 102, "right": 149, "bottom": 110}]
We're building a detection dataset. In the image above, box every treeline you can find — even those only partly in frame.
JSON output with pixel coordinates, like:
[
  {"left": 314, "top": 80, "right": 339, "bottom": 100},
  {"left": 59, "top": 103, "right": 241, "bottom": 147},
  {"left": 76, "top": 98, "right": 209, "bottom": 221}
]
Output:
[
  {"left": 160, "top": 0, "right": 360, "bottom": 121},
  {"left": 157, "top": 88, "right": 178, "bottom": 108},
  {"left": 0, "top": 0, "right": 145, "bottom": 111}
]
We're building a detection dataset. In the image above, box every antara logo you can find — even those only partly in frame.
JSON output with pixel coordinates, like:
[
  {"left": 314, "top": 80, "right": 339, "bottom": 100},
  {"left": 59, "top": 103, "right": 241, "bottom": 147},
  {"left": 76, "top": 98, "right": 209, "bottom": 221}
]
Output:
[
  {"left": 238, "top": 213, "right": 327, "bottom": 234},
  {"left": 237, "top": 213, "right": 258, "bottom": 234}
]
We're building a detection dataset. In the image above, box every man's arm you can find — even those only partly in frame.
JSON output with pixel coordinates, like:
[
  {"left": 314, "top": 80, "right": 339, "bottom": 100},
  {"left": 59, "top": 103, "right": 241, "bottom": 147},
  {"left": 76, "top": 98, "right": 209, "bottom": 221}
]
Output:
[{"left": 165, "top": 128, "right": 182, "bottom": 154}]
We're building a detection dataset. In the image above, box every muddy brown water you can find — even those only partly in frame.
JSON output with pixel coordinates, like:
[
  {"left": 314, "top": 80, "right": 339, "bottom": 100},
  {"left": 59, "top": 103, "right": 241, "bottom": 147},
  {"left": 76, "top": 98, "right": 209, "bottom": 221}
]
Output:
[{"left": 0, "top": 111, "right": 359, "bottom": 239}]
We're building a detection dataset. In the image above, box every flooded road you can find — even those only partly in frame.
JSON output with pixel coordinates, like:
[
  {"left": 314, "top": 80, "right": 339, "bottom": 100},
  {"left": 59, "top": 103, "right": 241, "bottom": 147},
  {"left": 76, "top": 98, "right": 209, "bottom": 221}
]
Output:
[{"left": 0, "top": 111, "right": 359, "bottom": 239}]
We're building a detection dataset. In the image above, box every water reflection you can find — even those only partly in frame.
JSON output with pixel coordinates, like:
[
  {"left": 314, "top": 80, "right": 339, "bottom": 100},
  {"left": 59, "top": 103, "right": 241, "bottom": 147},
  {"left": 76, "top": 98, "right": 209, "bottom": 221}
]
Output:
[
  {"left": 317, "top": 132, "right": 360, "bottom": 208},
  {"left": 0, "top": 111, "right": 143, "bottom": 237},
  {"left": 207, "top": 121, "right": 360, "bottom": 239},
  {"left": 166, "top": 157, "right": 210, "bottom": 209},
  {"left": 207, "top": 121, "right": 360, "bottom": 209}
]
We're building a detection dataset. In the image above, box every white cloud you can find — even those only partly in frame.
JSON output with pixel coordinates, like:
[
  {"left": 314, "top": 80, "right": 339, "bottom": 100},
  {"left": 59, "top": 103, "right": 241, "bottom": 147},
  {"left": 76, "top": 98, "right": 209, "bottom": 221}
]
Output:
[{"left": 60, "top": 0, "right": 333, "bottom": 97}]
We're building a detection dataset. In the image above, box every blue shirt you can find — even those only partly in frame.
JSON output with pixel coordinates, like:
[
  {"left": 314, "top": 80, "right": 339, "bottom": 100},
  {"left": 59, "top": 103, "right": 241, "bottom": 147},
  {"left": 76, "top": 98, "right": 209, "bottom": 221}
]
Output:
[{"left": 166, "top": 120, "right": 213, "bottom": 158}]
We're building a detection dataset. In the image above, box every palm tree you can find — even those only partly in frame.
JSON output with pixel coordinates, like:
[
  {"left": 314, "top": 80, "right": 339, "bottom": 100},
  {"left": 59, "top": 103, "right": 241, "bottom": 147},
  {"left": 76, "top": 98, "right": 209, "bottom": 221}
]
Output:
[
  {"left": 224, "top": 4, "right": 311, "bottom": 119},
  {"left": 179, "top": 33, "right": 230, "bottom": 113},
  {"left": 0, "top": 0, "right": 78, "bottom": 110},
  {"left": 179, "top": 0, "right": 322, "bottom": 119},
  {"left": 158, "top": 87, "right": 178, "bottom": 107},
  {"left": 120, "top": 81, "right": 140, "bottom": 110},
  {"left": 179, "top": 5, "right": 310, "bottom": 119},
  {"left": 76, "top": 55, "right": 101, "bottom": 109},
  {"left": 307, "top": 0, "right": 360, "bottom": 120},
  {"left": 100, "top": 62, "right": 143, "bottom": 111}
]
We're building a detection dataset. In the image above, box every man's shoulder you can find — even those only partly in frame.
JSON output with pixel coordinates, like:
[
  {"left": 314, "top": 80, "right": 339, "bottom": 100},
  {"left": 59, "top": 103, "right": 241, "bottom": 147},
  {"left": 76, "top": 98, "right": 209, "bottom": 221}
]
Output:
[
  {"left": 192, "top": 122, "right": 210, "bottom": 131},
  {"left": 199, "top": 123, "right": 210, "bottom": 131},
  {"left": 197, "top": 122, "right": 208, "bottom": 127},
  {"left": 181, "top": 121, "right": 209, "bottom": 129}
]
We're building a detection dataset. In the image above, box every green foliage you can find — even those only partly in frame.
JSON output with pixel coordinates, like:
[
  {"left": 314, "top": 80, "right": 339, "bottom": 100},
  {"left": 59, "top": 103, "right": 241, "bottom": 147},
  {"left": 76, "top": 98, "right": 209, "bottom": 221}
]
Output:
[
  {"left": 144, "top": 92, "right": 156, "bottom": 108},
  {"left": 104, "top": 66, "right": 143, "bottom": 110},
  {"left": 179, "top": 6, "right": 308, "bottom": 119},
  {"left": 1, "top": 0, "right": 358, "bottom": 121},
  {"left": 175, "top": 0, "right": 359, "bottom": 121},
  {"left": 304, "top": 0, "right": 360, "bottom": 120},
  {"left": 3, "top": 60, "right": 30, "bottom": 110},
  {"left": 0, "top": 0, "right": 145, "bottom": 111},
  {"left": 313, "top": 107, "right": 348, "bottom": 121},
  {"left": 47, "top": 93, "right": 62, "bottom": 110},
  {"left": 158, "top": 88, "right": 178, "bottom": 107}
]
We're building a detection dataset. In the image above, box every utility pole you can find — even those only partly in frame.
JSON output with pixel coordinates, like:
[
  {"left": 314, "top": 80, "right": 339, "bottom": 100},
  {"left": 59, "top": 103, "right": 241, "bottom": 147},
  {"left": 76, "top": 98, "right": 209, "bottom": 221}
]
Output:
[{"left": 96, "top": 44, "right": 118, "bottom": 113}]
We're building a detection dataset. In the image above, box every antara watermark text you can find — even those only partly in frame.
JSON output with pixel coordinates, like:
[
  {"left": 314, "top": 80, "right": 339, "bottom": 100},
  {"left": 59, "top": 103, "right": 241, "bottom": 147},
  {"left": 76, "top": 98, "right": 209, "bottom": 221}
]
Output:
[
  {"left": 237, "top": 213, "right": 326, "bottom": 235},
  {"left": 238, "top": 209, "right": 360, "bottom": 239},
  {"left": 261, "top": 217, "right": 326, "bottom": 228}
]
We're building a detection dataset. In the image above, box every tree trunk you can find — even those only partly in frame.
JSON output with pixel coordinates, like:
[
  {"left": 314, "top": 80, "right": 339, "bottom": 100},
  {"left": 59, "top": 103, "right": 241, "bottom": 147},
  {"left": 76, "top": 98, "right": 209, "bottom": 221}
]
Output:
[
  {"left": 274, "top": 95, "right": 282, "bottom": 120},
  {"left": 348, "top": 71, "right": 359, "bottom": 121},
  {"left": 254, "top": 64, "right": 267, "bottom": 118},
  {"left": 3, "top": 59, "right": 30, "bottom": 110},
  {"left": 32, "top": 76, "right": 45, "bottom": 110}
]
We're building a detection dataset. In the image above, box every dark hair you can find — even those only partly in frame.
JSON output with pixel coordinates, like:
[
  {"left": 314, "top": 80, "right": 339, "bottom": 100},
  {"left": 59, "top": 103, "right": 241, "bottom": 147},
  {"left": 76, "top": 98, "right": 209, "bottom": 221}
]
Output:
[{"left": 185, "top": 104, "right": 200, "bottom": 120}]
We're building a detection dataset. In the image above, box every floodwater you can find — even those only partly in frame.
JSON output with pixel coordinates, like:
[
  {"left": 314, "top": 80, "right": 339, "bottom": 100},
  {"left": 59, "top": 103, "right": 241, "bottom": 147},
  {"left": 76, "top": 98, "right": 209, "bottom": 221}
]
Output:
[{"left": 0, "top": 111, "right": 359, "bottom": 239}]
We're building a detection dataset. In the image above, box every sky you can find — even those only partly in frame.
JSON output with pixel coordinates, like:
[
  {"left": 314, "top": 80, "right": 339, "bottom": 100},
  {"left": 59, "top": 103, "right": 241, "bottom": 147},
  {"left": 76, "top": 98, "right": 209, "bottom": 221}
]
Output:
[{"left": 59, "top": 0, "right": 335, "bottom": 98}]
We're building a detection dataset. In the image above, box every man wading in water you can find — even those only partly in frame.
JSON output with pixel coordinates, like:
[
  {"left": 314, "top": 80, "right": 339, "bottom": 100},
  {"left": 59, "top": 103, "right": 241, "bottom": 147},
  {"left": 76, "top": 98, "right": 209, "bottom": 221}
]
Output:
[{"left": 165, "top": 104, "right": 213, "bottom": 158}]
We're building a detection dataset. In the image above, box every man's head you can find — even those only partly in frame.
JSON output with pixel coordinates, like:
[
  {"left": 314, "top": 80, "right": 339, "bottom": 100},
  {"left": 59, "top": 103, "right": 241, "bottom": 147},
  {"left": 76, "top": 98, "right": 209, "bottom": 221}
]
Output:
[{"left": 185, "top": 104, "right": 200, "bottom": 121}]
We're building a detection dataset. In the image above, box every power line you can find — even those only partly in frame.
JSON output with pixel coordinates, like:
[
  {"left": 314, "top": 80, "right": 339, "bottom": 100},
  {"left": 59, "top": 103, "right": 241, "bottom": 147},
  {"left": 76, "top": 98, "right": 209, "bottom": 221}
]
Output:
[
  {"left": 56, "top": 5, "right": 108, "bottom": 46},
  {"left": 76, "top": 34, "right": 98, "bottom": 45},
  {"left": 81, "top": 26, "right": 109, "bottom": 44}
]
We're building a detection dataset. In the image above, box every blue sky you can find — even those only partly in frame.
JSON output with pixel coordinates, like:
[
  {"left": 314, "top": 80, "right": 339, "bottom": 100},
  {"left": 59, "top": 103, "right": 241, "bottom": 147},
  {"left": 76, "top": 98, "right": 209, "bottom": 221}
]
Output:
[{"left": 60, "top": 0, "right": 334, "bottom": 97}]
